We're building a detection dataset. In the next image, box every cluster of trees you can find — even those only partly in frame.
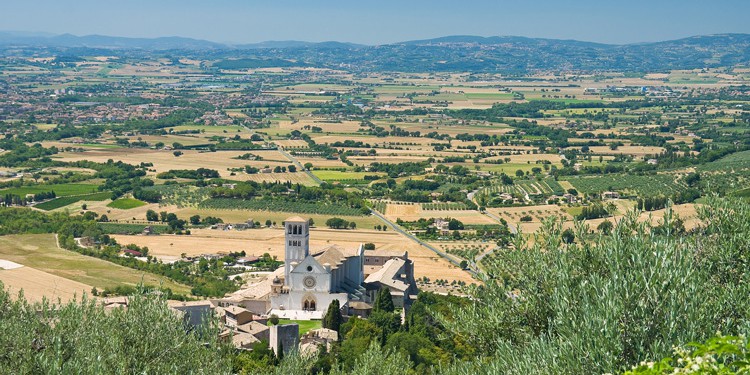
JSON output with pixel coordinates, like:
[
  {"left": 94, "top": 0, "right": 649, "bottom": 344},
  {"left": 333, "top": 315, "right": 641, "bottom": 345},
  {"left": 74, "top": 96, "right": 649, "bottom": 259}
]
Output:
[
  {"left": 325, "top": 217, "right": 356, "bottom": 229},
  {"left": 637, "top": 189, "right": 701, "bottom": 212},
  {"left": 156, "top": 168, "right": 220, "bottom": 180},
  {"left": 31, "top": 190, "right": 57, "bottom": 201},
  {"left": 188, "top": 214, "right": 224, "bottom": 226},
  {"left": 209, "top": 181, "right": 367, "bottom": 211},
  {"left": 367, "top": 161, "right": 429, "bottom": 178},
  {"left": 576, "top": 202, "right": 612, "bottom": 220},
  {"left": 144, "top": 210, "right": 187, "bottom": 231}
]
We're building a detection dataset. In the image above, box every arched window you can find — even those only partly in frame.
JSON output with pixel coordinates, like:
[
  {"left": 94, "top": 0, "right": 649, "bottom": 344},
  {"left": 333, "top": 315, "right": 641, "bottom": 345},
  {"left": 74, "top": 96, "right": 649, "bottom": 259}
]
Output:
[{"left": 302, "top": 297, "right": 316, "bottom": 311}]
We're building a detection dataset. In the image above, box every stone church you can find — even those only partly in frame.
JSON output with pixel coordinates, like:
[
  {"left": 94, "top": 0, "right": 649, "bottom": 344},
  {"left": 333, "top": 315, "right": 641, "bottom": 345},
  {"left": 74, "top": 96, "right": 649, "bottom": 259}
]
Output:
[
  {"left": 221, "top": 216, "right": 418, "bottom": 318},
  {"left": 269, "top": 216, "right": 368, "bottom": 313}
]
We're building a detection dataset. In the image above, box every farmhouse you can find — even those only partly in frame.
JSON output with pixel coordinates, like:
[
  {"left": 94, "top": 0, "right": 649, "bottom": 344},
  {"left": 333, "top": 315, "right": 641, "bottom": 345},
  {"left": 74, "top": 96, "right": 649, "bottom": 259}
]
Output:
[{"left": 602, "top": 191, "right": 620, "bottom": 200}]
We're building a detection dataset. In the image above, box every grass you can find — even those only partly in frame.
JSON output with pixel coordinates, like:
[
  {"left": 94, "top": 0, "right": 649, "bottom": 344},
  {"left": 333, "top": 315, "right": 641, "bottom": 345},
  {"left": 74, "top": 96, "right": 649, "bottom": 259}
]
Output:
[
  {"left": 565, "top": 206, "right": 584, "bottom": 217},
  {"left": 0, "top": 234, "right": 191, "bottom": 294},
  {"left": 34, "top": 192, "right": 111, "bottom": 211},
  {"left": 107, "top": 198, "right": 147, "bottom": 209},
  {"left": 0, "top": 183, "right": 100, "bottom": 197},
  {"left": 273, "top": 319, "right": 322, "bottom": 335}
]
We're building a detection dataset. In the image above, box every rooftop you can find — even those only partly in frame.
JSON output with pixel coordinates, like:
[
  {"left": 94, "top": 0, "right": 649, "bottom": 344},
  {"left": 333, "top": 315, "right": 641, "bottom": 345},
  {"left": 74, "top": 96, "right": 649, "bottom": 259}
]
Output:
[
  {"left": 285, "top": 216, "right": 307, "bottom": 223},
  {"left": 225, "top": 305, "right": 251, "bottom": 316},
  {"left": 313, "top": 244, "right": 361, "bottom": 271},
  {"left": 365, "top": 258, "right": 410, "bottom": 291}
]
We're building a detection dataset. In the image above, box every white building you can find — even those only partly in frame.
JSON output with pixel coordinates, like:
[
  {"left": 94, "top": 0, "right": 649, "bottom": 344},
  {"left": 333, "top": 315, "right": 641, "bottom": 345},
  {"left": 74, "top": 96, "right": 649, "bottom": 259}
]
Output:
[{"left": 270, "top": 217, "right": 366, "bottom": 313}]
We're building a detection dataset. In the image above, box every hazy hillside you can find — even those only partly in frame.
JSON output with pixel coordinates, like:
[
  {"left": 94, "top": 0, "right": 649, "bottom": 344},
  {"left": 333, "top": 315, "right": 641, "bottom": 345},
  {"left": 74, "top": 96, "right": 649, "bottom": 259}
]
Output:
[{"left": 2, "top": 32, "right": 750, "bottom": 72}]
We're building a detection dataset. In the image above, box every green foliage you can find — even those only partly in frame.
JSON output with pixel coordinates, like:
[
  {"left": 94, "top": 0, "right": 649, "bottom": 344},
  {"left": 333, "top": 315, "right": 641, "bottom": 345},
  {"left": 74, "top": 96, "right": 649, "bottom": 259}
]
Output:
[
  {"left": 623, "top": 335, "right": 750, "bottom": 375},
  {"left": 200, "top": 198, "right": 366, "bottom": 216},
  {"left": 373, "top": 287, "right": 395, "bottom": 313},
  {"left": 435, "top": 197, "right": 750, "bottom": 374},
  {"left": 325, "top": 217, "right": 352, "bottom": 229},
  {"left": 566, "top": 173, "right": 687, "bottom": 197},
  {"left": 329, "top": 342, "right": 412, "bottom": 375},
  {"left": 576, "top": 202, "right": 610, "bottom": 220},
  {"left": 0, "top": 284, "right": 232, "bottom": 374},
  {"left": 322, "top": 299, "right": 342, "bottom": 333}
]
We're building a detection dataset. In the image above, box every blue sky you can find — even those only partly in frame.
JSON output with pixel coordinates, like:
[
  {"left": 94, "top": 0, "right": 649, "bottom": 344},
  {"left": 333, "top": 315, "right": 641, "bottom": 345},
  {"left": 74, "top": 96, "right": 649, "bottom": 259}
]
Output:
[{"left": 2, "top": 0, "right": 749, "bottom": 45}]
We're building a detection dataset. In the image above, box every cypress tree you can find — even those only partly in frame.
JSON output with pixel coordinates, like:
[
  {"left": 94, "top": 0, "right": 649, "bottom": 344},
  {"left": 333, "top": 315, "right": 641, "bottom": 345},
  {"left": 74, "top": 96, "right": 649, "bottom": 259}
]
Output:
[
  {"left": 373, "top": 287, "right": 395, "bottom": 313},
  {"left": 322, "top": 299, "right": 342, "bottom": 333}
]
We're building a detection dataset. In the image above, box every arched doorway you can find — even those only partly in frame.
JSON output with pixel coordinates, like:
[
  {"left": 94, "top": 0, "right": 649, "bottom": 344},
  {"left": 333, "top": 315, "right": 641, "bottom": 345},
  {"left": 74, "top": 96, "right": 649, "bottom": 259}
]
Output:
[{"left": 302, "top": 296, "right": 317, "bottom": 311}]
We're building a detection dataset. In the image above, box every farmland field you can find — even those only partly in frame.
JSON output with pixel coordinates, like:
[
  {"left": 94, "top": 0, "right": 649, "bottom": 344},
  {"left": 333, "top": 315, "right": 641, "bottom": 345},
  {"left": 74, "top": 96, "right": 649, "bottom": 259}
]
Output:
[
  {"left": 0, "top": 234, "right": 191, "bottom": 294},
  {"left": 0, "top": 183, "right": 100, "bottom": 197},
  {"left": 107, "top": 198, "right": 147, "bottom": 209},
  {"left": 34, "top": 192, "right": 111, "bottom": 211},
  {"left": 0, "top": 265, "right": 93, "bottom": 303}
]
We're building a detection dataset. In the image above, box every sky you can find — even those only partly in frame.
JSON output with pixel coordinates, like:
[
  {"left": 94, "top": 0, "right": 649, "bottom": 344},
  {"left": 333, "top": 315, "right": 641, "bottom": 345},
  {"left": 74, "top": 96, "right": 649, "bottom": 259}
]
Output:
[{"left": 2, "top": 0, "right": 750, "bottom": 45}]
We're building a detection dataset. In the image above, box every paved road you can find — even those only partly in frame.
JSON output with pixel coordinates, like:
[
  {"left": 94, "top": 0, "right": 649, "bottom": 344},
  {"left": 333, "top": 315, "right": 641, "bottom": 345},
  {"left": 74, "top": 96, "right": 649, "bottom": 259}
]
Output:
[
  {"left": 278, "top": 147, "right": 323, "bottom": 185},
  {"left": 369, "top": 209, "right": 479, "bottom": 277},
  {"left": 482, "top": 210, "right": 518, "bottom": 235}
]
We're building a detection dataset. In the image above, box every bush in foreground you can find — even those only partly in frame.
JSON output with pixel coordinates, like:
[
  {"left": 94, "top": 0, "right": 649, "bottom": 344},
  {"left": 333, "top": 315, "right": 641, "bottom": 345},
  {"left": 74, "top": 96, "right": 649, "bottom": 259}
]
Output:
[{"left": 0, "top": 286, "right": 232, "bottom": 374}]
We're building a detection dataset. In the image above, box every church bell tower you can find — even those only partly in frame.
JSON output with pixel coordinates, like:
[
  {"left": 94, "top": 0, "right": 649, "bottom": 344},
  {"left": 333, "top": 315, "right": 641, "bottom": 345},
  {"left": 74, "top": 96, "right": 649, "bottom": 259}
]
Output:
[{"left": 284, "top": 216, "right": 310, "bottom": 286}]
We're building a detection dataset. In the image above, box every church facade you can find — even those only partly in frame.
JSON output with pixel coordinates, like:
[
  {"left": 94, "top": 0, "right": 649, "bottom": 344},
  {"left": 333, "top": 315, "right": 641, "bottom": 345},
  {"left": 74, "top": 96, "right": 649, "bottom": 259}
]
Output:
[{"left": 269, "top": 217, "right": 367, "bottom": 312}]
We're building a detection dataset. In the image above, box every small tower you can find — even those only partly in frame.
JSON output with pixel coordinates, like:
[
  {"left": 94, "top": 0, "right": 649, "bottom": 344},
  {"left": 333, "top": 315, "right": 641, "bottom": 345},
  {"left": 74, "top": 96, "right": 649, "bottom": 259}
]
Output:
[{"left": 284, "top": 216, "right": 309, "bottom": 286}]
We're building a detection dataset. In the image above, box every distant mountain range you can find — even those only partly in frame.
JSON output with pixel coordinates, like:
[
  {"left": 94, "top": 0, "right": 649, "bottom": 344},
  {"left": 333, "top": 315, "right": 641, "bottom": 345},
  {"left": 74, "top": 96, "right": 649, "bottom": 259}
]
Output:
[
  {"left": 0, "top": 31, "right": 365, "bottom": 50},
  {"left": 0, "top": 32, "right": 225, "bottom": 50},
  {"left": 2, "top": 31, "right": 750, "bottom": 73}
]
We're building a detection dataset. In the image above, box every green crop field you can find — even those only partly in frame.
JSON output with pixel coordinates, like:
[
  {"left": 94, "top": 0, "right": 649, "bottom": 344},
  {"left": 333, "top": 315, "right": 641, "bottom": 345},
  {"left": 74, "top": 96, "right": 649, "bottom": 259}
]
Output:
[
  {"left": 0, "top": 234, "right": 190, "bottom": 293},
  {"left": 0, "top": 183, "right": 100, "bottom": 197},
  {"left": 34, "top": 192, "right": 111, "bottom": 211},
  {"left": 107, "top": 198, "right": 147, "bottom": 209}
]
